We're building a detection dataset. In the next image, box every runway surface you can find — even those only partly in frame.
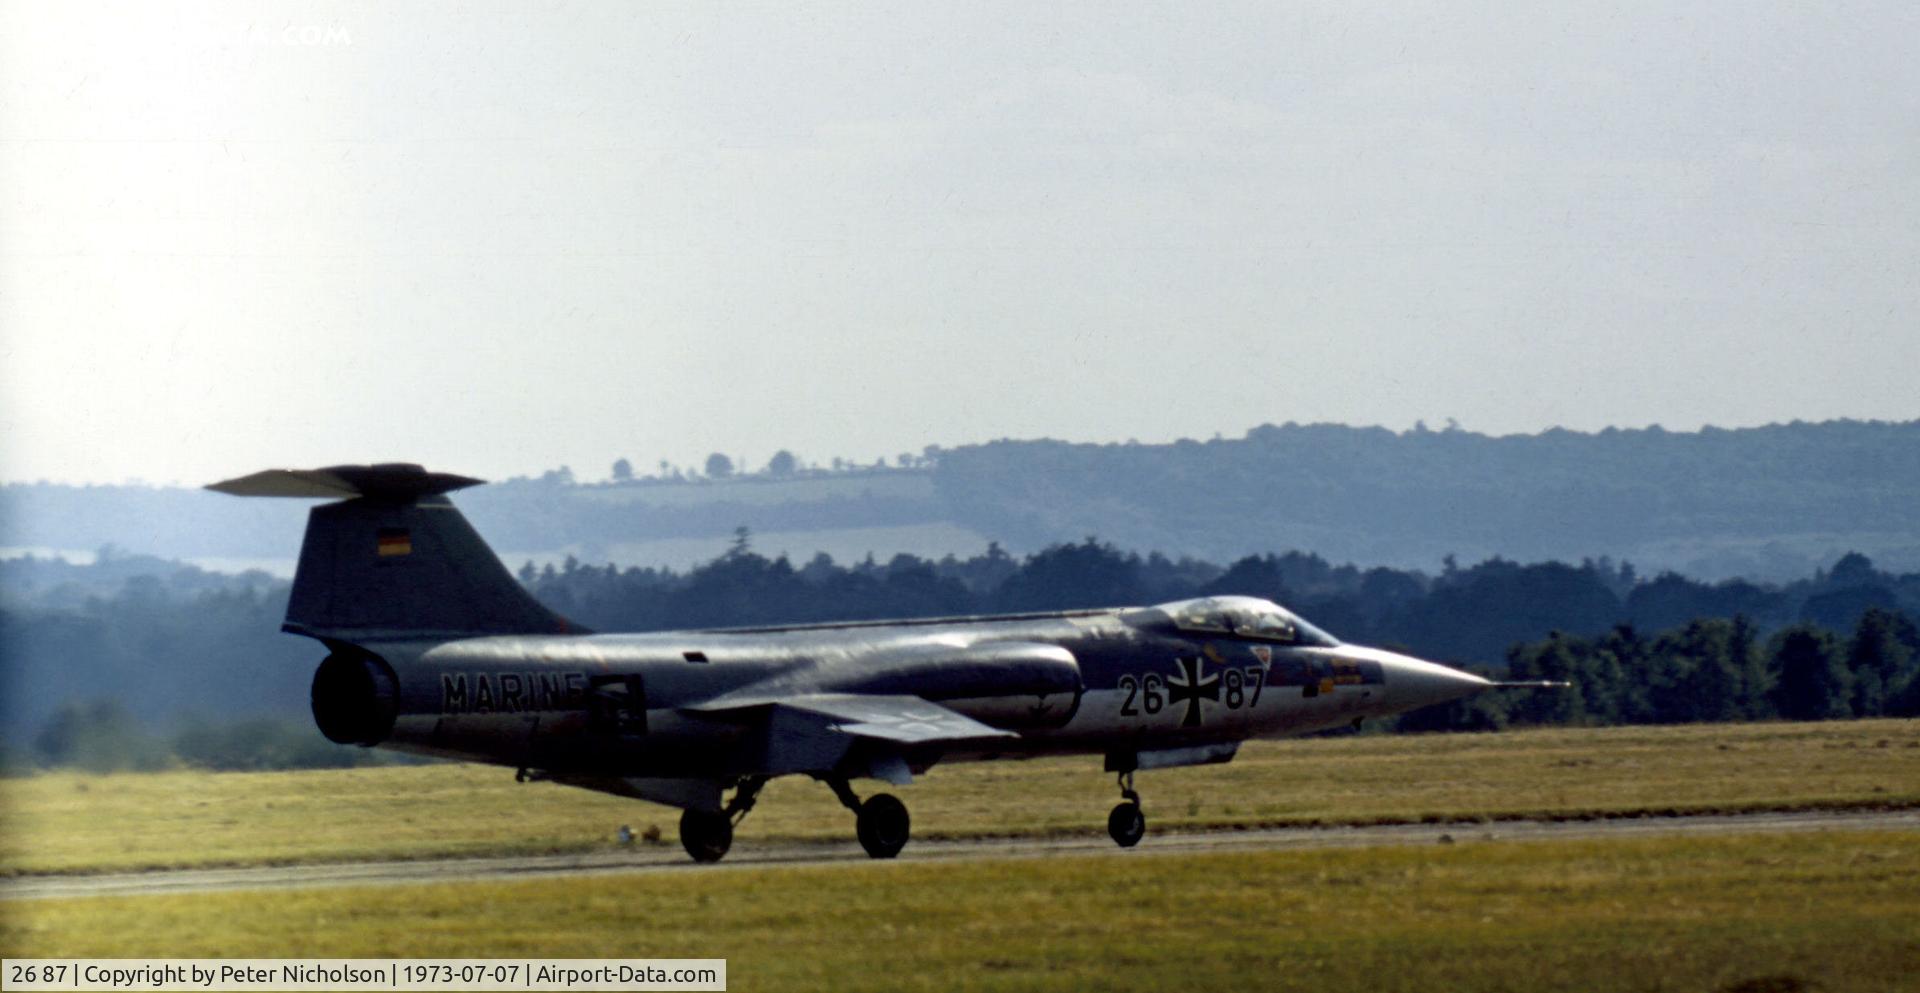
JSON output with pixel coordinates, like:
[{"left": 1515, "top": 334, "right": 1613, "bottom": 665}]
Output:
[{"left": 5, "top": 808, "right": 1914, "bottom": 901}]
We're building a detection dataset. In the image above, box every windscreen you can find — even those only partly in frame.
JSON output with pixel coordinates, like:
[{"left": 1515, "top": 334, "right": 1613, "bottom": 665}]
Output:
[{"left": 1159, "top": 596, "right": 1340, "bottom": 647}]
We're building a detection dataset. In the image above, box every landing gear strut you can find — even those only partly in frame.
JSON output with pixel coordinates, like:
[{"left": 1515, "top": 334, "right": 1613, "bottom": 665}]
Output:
[
  {"left": 679, "top": 776, "right": 767, "bottom": 863},
  {"left": 1108, "top": 769, "right": 1146, "bottom": 848},
  {"left": 824, "top": 776, "right": 911, "bottom": 859}
]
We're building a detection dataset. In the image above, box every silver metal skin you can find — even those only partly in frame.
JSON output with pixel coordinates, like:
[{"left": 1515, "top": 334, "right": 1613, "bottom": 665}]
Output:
[{"left": 215, "top": 464, "right": 1546, "bottom": 861}]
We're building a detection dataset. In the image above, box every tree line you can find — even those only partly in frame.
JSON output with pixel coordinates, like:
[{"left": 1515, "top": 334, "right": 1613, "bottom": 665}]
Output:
[
  {"left": 520, "top": 538, "right": 1919, "bottom": 663},
  {"left": 4, "top": 539, "right": 1917, "bottom": 773},
  {"left": 521, "top": 538, "right": 1920, "bottom": 731},
  {"left": 20, "top": 700, "right": 396, "bottom": 775},
  {"left": 1407, "top": 609, "right": 1920, "bottom": 732}
]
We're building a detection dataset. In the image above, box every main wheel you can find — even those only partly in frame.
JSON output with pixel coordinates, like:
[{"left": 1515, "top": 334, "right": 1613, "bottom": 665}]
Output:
[
  {"left": 1108, "top": 801, "right": 1146, "bottom": 848},
  {"left": 679, "top": 808, "right": 733, "bottom": 863},
  {"left": 855, "top": 793, "right": 911, "bottom": 859}
]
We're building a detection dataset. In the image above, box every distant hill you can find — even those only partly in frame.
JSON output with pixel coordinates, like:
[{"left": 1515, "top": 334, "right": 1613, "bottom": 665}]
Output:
[
  {"left": 0, "top": 469, "right": 984, "bottom": 575},
  {"left": 3, "top": 419, "right": 1917, "bottom": 579},
  {"left": 929, "top": 420, "right": 1920, "bottom": 579}
]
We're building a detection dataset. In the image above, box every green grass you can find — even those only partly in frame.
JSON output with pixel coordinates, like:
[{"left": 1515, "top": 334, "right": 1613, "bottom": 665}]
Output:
[
  {"left": 3, "top": 719, "right": 1918, "bottom": 875},
  {"left": 5, "top": 831, "right": 1917, "bottom": 992}
]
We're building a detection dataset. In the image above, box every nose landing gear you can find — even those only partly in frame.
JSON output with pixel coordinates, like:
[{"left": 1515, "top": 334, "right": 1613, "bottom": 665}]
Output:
[{"left": 1108, "top": 769, "right": 1146, "bottom": 848}]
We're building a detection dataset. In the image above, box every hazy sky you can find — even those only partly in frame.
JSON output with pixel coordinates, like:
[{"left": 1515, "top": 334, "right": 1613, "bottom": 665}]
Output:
[{"left": 4, "top": 1, "right": 1917, "bottom": 485}]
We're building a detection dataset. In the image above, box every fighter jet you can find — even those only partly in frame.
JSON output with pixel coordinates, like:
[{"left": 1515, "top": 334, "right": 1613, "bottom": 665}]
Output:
[{"left": 212, "top": 463, "right": 1556, "bottom": 863}]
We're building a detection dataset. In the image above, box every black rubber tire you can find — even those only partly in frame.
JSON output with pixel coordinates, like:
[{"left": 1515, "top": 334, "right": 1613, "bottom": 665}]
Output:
[
  {"left": 679, "top": 808, "right": 733, "bottom": 863},
  {"left": 855, "top": 793, "right": 911, "bottom": 859},
  {"left": 1108, "top": 801, "right": 1146, "bottom": 848}
]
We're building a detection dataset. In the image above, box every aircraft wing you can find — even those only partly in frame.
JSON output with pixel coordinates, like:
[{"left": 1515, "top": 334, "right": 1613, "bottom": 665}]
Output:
[
  {"left": 686, "top": 692, "right": 1015, "bottom": 781},
  {"left": 767, "top": 694, "right": 1016, "bottom": 745},
  {"left": 691, "top": 692, "right": 1015, "bottom": 745}
]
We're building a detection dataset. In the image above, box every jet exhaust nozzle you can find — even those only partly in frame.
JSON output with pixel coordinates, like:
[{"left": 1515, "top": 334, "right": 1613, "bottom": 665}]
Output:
[{"left": 311, "top": 652, "right": 400, "bottom": 745}]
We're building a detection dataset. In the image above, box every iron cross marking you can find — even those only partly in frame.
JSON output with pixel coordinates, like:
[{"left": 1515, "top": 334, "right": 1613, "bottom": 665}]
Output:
[{"left": 1166, "top": 655, "right": 1220, "bottom": 728}]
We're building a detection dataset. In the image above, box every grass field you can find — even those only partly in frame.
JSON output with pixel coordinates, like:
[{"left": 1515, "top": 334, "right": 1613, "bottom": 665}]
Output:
[
  {"left": 3, "top": 719, "right": 1918, "bottom": 876},
  {"left": 5, "top": 831, "right": 1917, "bottom": 992}
]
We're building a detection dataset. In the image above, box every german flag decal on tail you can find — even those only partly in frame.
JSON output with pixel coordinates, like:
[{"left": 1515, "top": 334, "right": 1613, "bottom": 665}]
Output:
[{"left": 376, "top": 527, "right": 412, "bottom": 557}]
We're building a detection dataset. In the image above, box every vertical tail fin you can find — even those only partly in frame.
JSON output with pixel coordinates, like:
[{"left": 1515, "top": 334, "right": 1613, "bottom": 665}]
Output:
[{"left": 209, "top": 464, "right": 582, "bottom": 642}]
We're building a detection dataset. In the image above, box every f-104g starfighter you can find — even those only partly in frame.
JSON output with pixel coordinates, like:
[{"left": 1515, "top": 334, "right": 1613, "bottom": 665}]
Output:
[{"left": 213, "top": 463, "right": 1554, "bottom": 862}]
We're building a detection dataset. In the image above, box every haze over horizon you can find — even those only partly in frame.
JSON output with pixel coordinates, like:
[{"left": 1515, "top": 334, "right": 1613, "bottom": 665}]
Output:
[
  {"left": 2, "top": 416, "right": 1914, "bottom": 490},
  {"left": 5, "top": 2, "right": 1917, "bottom": 486}
]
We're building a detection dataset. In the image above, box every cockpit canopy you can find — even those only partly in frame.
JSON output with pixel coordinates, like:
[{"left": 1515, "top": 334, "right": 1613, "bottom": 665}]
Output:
[{"left": 1142, "top": 596, "right": 1340, "bottom": 647}]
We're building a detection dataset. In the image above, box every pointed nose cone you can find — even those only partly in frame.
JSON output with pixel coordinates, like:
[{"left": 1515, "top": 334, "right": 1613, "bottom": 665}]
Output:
[{"left": 1380, "top": 652, "right": 1493, "bottom": 711}]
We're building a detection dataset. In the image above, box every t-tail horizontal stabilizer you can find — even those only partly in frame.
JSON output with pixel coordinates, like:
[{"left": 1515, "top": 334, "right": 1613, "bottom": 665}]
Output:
[
  {"left": 207, "top": 463, "right": 484, "bottom": 501},
  {"left": 207, "top": 463, "right": 581, "bottom": 642}
]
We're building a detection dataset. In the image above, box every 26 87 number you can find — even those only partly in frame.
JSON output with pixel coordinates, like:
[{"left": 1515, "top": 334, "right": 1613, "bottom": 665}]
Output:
[{"left": 1117, "top": 666, "right": 1264, "bottom": 717}]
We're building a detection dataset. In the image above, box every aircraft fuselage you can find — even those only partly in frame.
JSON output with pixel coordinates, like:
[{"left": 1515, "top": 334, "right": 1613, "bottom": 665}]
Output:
[{"left": 339, "top": 604, "right": 1483, "bottom": 780}]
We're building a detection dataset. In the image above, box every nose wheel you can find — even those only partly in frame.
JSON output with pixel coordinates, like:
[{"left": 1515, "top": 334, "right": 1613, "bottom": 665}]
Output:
[{"left": 1108, "top": 770, "right": 1145, "bottom": 848}]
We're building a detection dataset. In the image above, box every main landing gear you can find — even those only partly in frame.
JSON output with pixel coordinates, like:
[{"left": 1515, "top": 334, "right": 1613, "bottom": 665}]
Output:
[
  {"left": 679, "top": 776, "right": 766, "bottom": 863},
  {"left": 825, "top": 776, "right": 911, "bottom": 859},
  {"left": 1107, "top": 769, "right": 1146, "bottom": 848},
  {"left": 679, "top": 776, "right": 913, "bottom": 864}
]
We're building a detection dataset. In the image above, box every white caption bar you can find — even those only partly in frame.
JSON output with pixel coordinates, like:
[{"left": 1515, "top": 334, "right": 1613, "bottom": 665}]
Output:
[{"left": 1, "top": 960, "right": 725, "bottom": 992}]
